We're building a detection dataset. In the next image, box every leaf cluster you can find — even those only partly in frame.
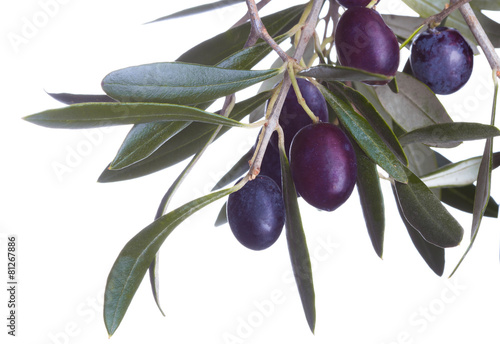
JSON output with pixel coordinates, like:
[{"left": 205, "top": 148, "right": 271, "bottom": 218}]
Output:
[{"left": 23, "top": 0, "right": 500, "bottom": 337}]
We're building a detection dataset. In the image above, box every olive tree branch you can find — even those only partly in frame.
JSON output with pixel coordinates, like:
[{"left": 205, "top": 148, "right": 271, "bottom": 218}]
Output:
[
  {"left": 231, "top": 0, "right": 272, "bottom": 29},
  {"left": 244, "top": 0, "right": 289, "bottom": 57},
  {"left": 248, "top": 0, "right": 323, "bottom": 178},
  {"left": 450, "top": 0, "right": 500, "bottom": 78},
  {"left": 422, "top": 0, "right": 471, "bottom": 27}
]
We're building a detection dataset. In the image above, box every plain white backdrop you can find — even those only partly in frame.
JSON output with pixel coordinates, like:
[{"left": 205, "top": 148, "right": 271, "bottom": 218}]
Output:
[{"left": 2, "top": 0, "right": 500, "bottom": 343}]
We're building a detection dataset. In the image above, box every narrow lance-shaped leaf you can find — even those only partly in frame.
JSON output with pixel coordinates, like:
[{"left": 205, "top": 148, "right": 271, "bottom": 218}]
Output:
[
  {"left": 147, "top": 0, "right": 245, "bottom": 23},
  {"left": 327, "top": 81, "right": 407, "bottom": 166},
  {"left": 300, "top": 64, "right": 392, "bottom": 83},
  {"left": 24, "top": 102, "right": 248, "bottom": 129},
  {"left": 317, "top": 83, "right": 408, "bottom": 183},
  {"left": 398, "top": 122, "right": 500, "bottom": 148},
  {"left": 450, "top": 79, "right": 498, "bottom": 276},
  {"left": 111, "top": 122, "right": 191, "bottom": 170},
  {"left": 421, "top": 155, "right": 485, "bottom": 188},
  {"left": 430, "top": 152, "right": 499, "bottom": 218},
  {"left": 214, "top": 202, "right": 228, "bottom": 227},
  {"left": 393, "top": 168, "right": 464, "bottom": 248},
  {"left": 353, "top": 143, "right": 385, "bottom": 258},
  {"left": 392, "top": 185, "right": 445, "bottom": 276},
  {"left": 177, "top": 4, "right": 305, "bottom": 65},
  {"left": 375, "top": 72, "right": 453, "bottom": 133},
  {"left": 47, "top": 92, "right": 116, "bottom": 105},
  {"left": 104, "top": 186, "right": 237, "bottom": 336},
  {"left": 98, "top": 91, "right": 272, "bottom": 182},
  {"left": 101, "top": 62, "right": 280, "bottom": 104},
  {"left": 278, "top": 132, "right": 315, "bottom": 333}
]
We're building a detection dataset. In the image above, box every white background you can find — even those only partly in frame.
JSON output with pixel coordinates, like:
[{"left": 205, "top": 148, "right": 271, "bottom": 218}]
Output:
[{"left": 2, "top": 0, "right": 500, "bottom": 343}]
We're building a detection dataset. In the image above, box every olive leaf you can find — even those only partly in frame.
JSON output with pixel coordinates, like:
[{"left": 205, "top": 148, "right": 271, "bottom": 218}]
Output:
[
  {"left": 299, "top": 64, "right": 392, "bottom": 83},
  {"left": 212, "top": 147, "right": 253, "bottom": 191},
  {"left": 23, "top": 102, "right": 247, "bottom": 129},
  {"left": 327, "top": 81, "right": 407, "bottom": 166},
  {"left": 317, "top": 83, "right": 408, "bottom": 183},
  {"left": 278, "top": 133, "right": 316, "bottom": 333},
  {"left": 47, "top": 92, "right": 116, "bottom": 105},
  {"left": 354, "top": 143, "right": 385, "bottom": 258},
  {"left": 392, "top": 185, "right": 445, "bottom": 276},
  {"left": 104, "top": 186, "right": 236, "bottom": 336},
  {"left": 375, "top": 72, "right": 453, "bottom": 132},
  {"left": 177, "top": 4, "right": 305, "bottom": 65},
  {"left": 398, "top": 123, "right": 500, "bottom": 148},
  {"left": 146, "top": 0, "right": 245, "bottom": 23},
  {"left": 101, "top": 63, "right": 280, "bottom": 104},
  {"left": 393, "top": 168, "right": 464, "bottom": 248}
]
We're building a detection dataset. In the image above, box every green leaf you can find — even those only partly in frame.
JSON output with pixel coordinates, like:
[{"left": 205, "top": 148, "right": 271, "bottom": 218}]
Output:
[
  {"left": 392, "top": 185, "right": 445, "bottom": 276},
  {"left": 471, "top": 0, "right": 500, "bottom": 11},
  {"left": 101, "top": 62, "right": 280, "bottom": 104},
  {"left": 382, "top": 15, "right": 424, "bottom": 42},
  {"left": 47, "top": 92, "right": 116, "bottom": 105},
  {"left": 177, "top": 4, "right": 306, "bottom": 65},
  {"left": 299, "top": 64, "right": 392, "bottom": 83},
  {"left": 354, "top": 144, "right": 385, "bottom": 258},
  {"left": 98, "top": 91, "right": 272, "bottom": 182},
  {"left": 441, "top": 186, "right": 499, "bottom": 218},
  {"left": 278, "top": 134, "right": 315, "bottom": 333},
  {"left": 421, "top": 155, "right": 484, "bottom": 188},
  {"left": 214, "top": 202, "right": 228, "bottom": 227},
  {"left": 24, "top": 102, "right": 247, "bottom": 129},
  {"left": 398, "top": 123, "right": 500, "bottom": 148},
  {"left": 148, "top": 253, "right": 164, "bottom": 316},
  {"left": 147, "top": 0, "right": 245, "bottom": 23},
  {"left": 212, "top": 147, "right": 253, "bottom": 191},
  {"left": 327, "top": 82, "right": 407, "bottom": 166},
  {"left": 317, "top": 84, "right": 408, "bottom": 183},
  {"left": 110, "top": 122, "right": 191, "bottom": 170},
  {"left": 104, "top": 186, "right": 235, "bottom": 336},
  {"left": 393, "top": 168, "right": 464, "bottom": 248},
  {"left": 375, "top": 72, "right": 453, "bottom": 132}
]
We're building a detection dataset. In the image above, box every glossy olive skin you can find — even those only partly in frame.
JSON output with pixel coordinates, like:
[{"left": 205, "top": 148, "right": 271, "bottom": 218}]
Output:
[
  {"left": 290, "top": 123, "right": 357, "bottom": 212},
  {"left": 336, "top": 0, "right": 380, "bottom": 8},
  {"left": 270, "top": 78, "right": 329, "bottom": 154},
  {"left": 410, "top": 27, "right": 473, "bottom": 95},
  {"left": 227, "top": 176, "right": 285, "bottom": 250},
  {"left": 335, "top": 7, "right": 399, "bottom": 84}
]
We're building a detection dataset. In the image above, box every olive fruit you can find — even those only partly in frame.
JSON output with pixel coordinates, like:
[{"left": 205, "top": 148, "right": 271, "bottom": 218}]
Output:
[
  {"left": 269, "top": 78, "right": 329, "bottom": 154},
  {"left": 336, "top": 0, "right": 380, "bottom": 8},
  {"left": 290, "top": 123, "right": 357, "bottom": 212},
  {"left": 227, "top": 176, "right": 285, "bottom": 250},
  {"left": 335, "top": 7, "right": 399, "bottom": 84},
  {"left": 410, "top": 27, "right": 473, "bottom": 95}
]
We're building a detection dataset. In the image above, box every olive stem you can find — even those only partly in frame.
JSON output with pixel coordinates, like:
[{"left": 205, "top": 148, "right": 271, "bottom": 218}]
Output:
[
  {"left": 248, "top": 0, "right": 323, "bottom": 179},
  {"left": 399, "top": 24, "right": 425, "bottom": 50},
  {"left": 450, "top": 0, "right": 500, "bottom": 78},
  {"left": 287, "top": 63, "right": 320, "bottom": 124}
]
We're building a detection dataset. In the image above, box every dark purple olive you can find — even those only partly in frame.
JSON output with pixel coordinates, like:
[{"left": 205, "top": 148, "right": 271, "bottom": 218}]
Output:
[
  {"left": 336, "top": 0, "right": 380, "bottom": 8},
  {"left": 410, "top": 27, "right": 473, "bottom": 95},
  {"left": 290, "top": 123, "right": 357, "bottom": 211},
  {"left": 335, "top": 7, "right": 399, "bottom": 84},
  {"left": 269, "top": 78, "right": 329, "bottom": 154},
  {"left": 227, "top": 175, "right": 285, "bottom": 250}
]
